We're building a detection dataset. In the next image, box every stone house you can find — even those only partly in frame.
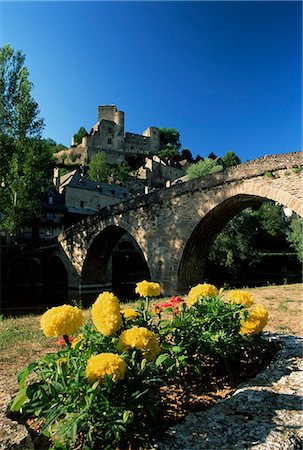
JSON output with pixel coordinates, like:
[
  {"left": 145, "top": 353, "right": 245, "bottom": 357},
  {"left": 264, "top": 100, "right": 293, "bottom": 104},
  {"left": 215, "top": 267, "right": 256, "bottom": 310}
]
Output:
[
  {"left": 54, "top": 168, "right": 130, "bottom": 229},
  {"left": 136, "top": 155, "right": 188, "bottom": 190}
]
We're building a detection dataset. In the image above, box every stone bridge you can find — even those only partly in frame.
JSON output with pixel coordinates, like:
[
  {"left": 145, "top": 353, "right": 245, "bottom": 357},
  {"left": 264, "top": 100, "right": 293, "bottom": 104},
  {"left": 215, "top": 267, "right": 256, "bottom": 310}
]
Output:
[{"left": 47, "top": 151, "right": 302, "bottom": 297}]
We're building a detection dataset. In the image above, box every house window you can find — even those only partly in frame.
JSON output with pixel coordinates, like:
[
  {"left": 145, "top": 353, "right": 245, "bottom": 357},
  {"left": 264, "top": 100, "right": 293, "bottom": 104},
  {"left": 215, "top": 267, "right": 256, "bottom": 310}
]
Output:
[
  {"left": 108, "top": 127, "right": 112, "bottom": 134},
  {"left": 107, "top": 138, "right": 112, "bottom": 144},
  {"left": 47, "top": 213, "right": 54, "bottom": 221},
  {"left": 48, "top": 196, "right": 54, "bottom": 204},
  {"left": 80, "top": 200, "right": 84, "bottom": 208}
]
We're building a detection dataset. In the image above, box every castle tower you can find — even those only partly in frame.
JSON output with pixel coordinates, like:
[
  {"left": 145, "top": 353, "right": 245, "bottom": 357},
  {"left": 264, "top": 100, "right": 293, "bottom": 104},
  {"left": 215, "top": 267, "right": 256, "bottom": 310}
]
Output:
[{"left": 143, "top": 126, "right": 160, "bottom": 155}]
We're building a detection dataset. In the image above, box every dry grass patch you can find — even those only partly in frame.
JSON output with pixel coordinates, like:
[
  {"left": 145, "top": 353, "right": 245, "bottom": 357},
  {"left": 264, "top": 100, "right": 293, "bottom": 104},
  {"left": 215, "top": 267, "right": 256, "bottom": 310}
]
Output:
[{"left": 241, "top": 283, "right": 303, "bottom": 335}]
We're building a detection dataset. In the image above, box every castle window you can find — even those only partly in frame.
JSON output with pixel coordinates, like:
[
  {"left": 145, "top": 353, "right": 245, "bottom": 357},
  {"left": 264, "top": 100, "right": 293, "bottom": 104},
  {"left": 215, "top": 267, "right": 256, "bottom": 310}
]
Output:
[
  {"left": 47, "top": 213, "right": 54, "bottom": 221},
  {"left": 153, "top": 131, "right": 156, "bottom": 135},
  {"left": 108, "top": 127, "right": 112, "bottom": 134},
  {"left": 108, "top": 138, "right": 112, "bottom": 144}
]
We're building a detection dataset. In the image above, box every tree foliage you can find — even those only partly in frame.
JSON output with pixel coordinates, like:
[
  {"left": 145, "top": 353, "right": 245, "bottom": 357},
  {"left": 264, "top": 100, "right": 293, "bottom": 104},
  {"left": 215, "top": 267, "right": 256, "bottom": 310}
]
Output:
[
  {"left": 181, "top": 148, "right": 193, "bottom": 162},
  {"left": 186, "top": 158, "right": 223, "bottom": 180},
  {"left": 0, "top": 44, "right": 44, "bottom": 140},
  {"left": 257, "top": 203, "right": 286, "bottom": 237},
  {"left": 208, "top": 210, "right": 260, "bottom": 274},
  {"left": 222, "top": 151, "right": 241, "bottom": 168},
  {"left": 42, "top": 138, "right": 67, "bottom": 155},
  {"left": 159, "top": 128, "right": 181, "bottom": 151},
  {"left": 88, "top": 151, "right": 110, "bottom": 182},
  {"left": 0, "top": 44, "right": 52, "bottom": 234},
  {"left": 110, "top": 162, "right": 131, "bottom": 183},
  {"left": 158, "top": 144, "right": 180, "bottom": 161},
  {"left": 287, "top": 218, "right": 303, "bottom": 262},
  {"left": 73, "top": 126, "right": 88, "bottom": 146}
]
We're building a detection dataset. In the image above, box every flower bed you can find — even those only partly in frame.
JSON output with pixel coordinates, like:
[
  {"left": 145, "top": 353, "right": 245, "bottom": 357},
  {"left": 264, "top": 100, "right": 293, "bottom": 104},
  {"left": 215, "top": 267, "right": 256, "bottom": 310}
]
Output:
[{"left": 9, "top": 282, "right": 274, "bottom": 450}]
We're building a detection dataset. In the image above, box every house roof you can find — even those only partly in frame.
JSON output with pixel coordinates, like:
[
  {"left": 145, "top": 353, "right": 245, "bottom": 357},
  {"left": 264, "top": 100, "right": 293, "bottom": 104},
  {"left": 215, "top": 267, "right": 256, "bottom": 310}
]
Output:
[{"left": 59, "top": 169, "right": 129, "bottom": 198}]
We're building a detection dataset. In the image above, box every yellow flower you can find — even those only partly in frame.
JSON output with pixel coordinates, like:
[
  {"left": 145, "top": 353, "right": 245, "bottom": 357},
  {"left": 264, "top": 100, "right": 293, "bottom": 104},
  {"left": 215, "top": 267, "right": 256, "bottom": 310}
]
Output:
[
  {"left": 86, "top": 353, "right": 126, "bottom": 383},
  {"left": 92, "top": 291, "right": 122, "bottom": 336},
  {"left": 56, "top": 357, "right": 68, "bottom": 366},
  {"left": 40, "top": 305, "right": 84, "bottom": 337},
  {"left": 71, "top": 333, "right": 85, "bottom": 350},
  {"left": 135, "top": 280, "right": 161, "bottom": 298},
  {"left": 118, "top": 326, "right": 161, "bottom": 361},
  {"left": 225, "top": 290, "right": 254, "bottom": 308},
  {"left": 121, "top": 308, "right": 139, "bottom": 320},
  {"left": 186, "top": 283, "right": 219, "bottom": 307},
  {"left": 165, "top": 333, "right": 174, "bottom": 344},
  {"left": 240, "top": 304, "right": 269, "bottom": 336}
]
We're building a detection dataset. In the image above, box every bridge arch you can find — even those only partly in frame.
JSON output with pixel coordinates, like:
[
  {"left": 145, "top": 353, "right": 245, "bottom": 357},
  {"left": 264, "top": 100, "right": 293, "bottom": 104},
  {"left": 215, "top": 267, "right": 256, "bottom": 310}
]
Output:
[
  {"left": 81, "top": 225, "right": 151, "bottom": 298},
  {"left": 177, "top": 183, "right": 302, "bottom": 292}
]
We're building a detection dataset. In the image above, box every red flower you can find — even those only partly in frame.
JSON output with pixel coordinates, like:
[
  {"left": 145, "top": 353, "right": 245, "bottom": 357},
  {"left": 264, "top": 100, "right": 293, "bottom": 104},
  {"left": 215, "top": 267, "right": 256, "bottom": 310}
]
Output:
[
  {"left": 57, "top": 336, "right": 74, "bottom": 346},
  {"left": 157, "top": 296, "right": 183, "bottom": 313}
]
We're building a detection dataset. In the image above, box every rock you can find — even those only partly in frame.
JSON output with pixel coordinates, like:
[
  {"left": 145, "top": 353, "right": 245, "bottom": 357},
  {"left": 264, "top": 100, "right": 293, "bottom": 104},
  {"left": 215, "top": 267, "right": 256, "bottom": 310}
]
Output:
[{"left": 155, "top": 334, "right": 303, "bottom": 450}]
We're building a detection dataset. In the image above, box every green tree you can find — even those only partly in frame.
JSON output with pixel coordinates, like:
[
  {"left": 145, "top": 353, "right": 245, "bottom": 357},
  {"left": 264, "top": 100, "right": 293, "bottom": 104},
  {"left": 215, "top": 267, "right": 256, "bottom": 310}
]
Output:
[
  {"left": 159, "top": 128, "right": 181, "bottom": 151},
  {"left": 111, "top": 162, "right": 131, "bottom": 183},
  {"left": 158, "top": 144, "right": 180, "bottom": 161},
  {"left": 222, "top": 151, "right": 241, "bottom": 168},
  {"left": 73, "top": 126, "right": 88, "bottom": 146},
  {"left": 257, "top": 202, "right": 286, "bottom": 237},
  {"left": 88, "top": 151, "right": 110, "bottom": 182},
  {"left": 186, "top": 158, "right": 223, "bottom": 180},
  {"left": 208, "top": 152, "right": 218, "bottom": 160},
  {"left": 42, "top": 138, "right": 67, "bottom": 155},
  {"left": 181, "top": 148, "right": 193, "bottom": 162},
  {"left": 208, "top": 210, "right": 260, "bottom": 274},
  {"left": 0, "top": 44, "right": 52, "bottom": 235},
  {"left": 287, "top": 218, "right": 303, "bottom": 262},
  {"left": 0, "top": 44, "right": 44, "bottom": 140}
]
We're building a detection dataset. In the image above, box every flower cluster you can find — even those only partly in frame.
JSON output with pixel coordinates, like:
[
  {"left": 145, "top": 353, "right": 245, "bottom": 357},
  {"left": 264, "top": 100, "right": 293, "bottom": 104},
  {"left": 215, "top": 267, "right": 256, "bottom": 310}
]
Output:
[
  {"left": 92, "top": 292, "right": 122, "bottom": 336},
  {"left": 186, "top": 283, "right": 219, "bottom": 306},
  {"left": 86, "top": 353, "right": 126, "bottom": 383},
  {"left": 157, "top": 296, "right": 183, "bottom": 313},
  {"left": 118, "top": 326, "right": 161, "bottom": 361},
  {"left": 240, "top": 304, "right": 269, "bottom": 335},
  {"left": 121, "top": 308, "right": 139, "bottom": 321},
  {"left": 225, "top": 290, "right": 253, "bottom": 307},
  {"left": 41, "top": 305, "right": 84, "bottom": 337},
  {"left": 135, "top": 280, "right": 161, "bottom": 298}
]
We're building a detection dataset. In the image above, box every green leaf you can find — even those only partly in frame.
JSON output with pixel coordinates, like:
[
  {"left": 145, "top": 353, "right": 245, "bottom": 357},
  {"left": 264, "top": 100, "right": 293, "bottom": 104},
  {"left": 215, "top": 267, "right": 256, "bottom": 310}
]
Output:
[
  {"left": 17, "top": 361, "right": 37, "bottom": 389},
  {"left": 155, "top": 354, "right": 170, "bottom": 366},
  {"left": 171, "top": 346, "right": 182, "bottom": 354},
  {"left": 10, "top": 387, "right": 28, "bottom": 412}
]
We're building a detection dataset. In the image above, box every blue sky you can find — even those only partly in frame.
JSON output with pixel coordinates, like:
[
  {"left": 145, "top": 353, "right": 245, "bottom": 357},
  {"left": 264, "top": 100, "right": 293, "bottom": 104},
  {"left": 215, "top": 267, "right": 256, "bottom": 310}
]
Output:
[{"left": 1, "top": 1, "right": 302, "bottom": 162}]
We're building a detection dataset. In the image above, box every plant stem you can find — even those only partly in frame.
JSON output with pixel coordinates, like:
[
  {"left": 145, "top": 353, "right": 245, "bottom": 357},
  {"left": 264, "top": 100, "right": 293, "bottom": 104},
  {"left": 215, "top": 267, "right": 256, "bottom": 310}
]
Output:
[{"left": 63, "top": 334, "right": 71, "bottom": 347}]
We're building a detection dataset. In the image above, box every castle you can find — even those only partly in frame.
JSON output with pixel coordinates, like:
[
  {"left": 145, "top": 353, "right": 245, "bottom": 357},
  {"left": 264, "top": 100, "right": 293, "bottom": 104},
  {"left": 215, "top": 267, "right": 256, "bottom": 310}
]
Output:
[{"left": 57, "top": 105, "right": 161, "bottom": 165}]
